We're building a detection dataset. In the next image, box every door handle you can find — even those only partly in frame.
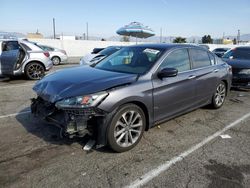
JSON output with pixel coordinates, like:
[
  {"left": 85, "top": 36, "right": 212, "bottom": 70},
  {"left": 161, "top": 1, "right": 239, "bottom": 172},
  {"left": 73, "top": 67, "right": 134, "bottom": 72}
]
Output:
[
  {"left": 213, "top": 69, "right": 219, "bottom": 73},
  {"left": 188, "top": 75, "right": 196, "bottom": 79}
]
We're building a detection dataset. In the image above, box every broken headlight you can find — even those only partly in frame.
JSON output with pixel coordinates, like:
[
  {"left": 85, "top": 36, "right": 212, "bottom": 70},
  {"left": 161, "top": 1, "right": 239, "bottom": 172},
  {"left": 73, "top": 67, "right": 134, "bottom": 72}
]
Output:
[{"left": 55, "top": 91, "right": 108, "bottom": 109}]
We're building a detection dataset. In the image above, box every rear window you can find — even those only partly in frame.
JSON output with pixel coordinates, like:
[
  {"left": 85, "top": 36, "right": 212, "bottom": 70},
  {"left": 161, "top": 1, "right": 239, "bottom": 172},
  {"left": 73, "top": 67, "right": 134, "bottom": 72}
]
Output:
[
  {"left": 190, "top": 49, "right": 211, "bottom": 69},
  {"left": 20, "top": 43, "right": 32, "bottom": 51},
  {"left": 223, "top": 48, "right": 250, "bottom": 60}
]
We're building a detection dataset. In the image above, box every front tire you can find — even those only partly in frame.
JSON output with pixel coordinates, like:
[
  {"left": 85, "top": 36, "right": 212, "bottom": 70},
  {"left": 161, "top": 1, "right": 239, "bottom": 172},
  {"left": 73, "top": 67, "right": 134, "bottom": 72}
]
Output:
[
  {"left": 25, "top": 62, "right": 45, "bottom": 80},
  {"left": 211, "top": 81, "right": 226, "bottom": 109},
  {"left": 107, "top": 104, "right": 146, "bottom": 152}
]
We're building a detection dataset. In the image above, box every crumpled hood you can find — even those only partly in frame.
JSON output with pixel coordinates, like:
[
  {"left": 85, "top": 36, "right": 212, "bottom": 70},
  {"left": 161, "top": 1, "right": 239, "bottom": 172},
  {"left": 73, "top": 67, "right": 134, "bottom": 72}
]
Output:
[
  {"left": 33, "top": 66, "right": 137, "bottom": 103},
  {"left": 223, "top": 58, "right": 250, "bottom": 69}
]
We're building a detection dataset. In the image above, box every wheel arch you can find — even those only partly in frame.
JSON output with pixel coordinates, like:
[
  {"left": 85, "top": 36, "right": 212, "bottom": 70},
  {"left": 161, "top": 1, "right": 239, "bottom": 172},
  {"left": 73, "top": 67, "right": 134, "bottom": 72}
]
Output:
[
  {"left": 24, "top": 61, "right": 46, "bottom": 72},
  {"left": 221, "top": 79, "right": 229, "bottom": 96},
  {"left": 96, "top": 100, "right": 151, "bottom": 147},
  {"left": 51, "top": 55, "right": 61, "bottom": 61}
]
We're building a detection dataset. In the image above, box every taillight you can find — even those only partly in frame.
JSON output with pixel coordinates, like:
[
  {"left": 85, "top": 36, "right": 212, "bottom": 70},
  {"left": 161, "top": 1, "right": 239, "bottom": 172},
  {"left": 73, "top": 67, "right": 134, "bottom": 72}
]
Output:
[{"left": 44, "top": 51, "right": 50, "bottom": 57}]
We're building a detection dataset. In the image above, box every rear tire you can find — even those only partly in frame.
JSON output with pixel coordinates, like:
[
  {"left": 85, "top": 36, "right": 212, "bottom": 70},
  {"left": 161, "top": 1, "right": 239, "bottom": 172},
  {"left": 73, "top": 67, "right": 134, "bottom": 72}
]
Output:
[
  {"left": 52, "top": 56, "right": 61, "bottom": 65},
  {"left": 211, "top": 81, "right": 226, "bottom": 109},
  {"left": 25, "top": 62, "right": 45, "bottom": 80},
  {"left": 107, "top": 104, "right": 146, "bottom": 152}
]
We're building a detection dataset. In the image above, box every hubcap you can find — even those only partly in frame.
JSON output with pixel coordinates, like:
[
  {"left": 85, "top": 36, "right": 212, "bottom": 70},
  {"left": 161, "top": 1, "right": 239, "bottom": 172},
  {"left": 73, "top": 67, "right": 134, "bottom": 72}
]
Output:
[
  {"left": 114, "top": 110, "right": 143, "bottom": 147},
  {"left": 27, "top": 64, "right": 44, "bottom": 79},
  {"left": 214, "top": 83, "right": 226, "bottom": 107},
  {"left": 53, "top": 57, "right": 60, "bottom": 65}
]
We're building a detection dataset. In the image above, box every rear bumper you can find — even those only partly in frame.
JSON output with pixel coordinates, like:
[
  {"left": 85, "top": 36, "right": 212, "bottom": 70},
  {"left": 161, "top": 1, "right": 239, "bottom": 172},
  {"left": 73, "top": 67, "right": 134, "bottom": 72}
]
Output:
[
  {"left": 232, "top": 75, "right": 250, "bottom": 89},
  {"left": 45, "top": 60, "right": 53, "bottom": 71},
  {"left": 60, "top": 55, "right": 68, "bottom": 62}
]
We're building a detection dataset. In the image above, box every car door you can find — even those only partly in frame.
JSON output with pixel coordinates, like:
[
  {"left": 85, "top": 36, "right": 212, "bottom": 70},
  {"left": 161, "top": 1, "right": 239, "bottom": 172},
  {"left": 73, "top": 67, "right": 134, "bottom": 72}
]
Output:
[
  {"left": 152, "top": 48, "right": 197, "bottom": 123},
  {"left": 0, "top": 41, "right": 20, "bottom": 76},
  {"left": 189, "top": 48, "right": 219, "bottom": 104}
]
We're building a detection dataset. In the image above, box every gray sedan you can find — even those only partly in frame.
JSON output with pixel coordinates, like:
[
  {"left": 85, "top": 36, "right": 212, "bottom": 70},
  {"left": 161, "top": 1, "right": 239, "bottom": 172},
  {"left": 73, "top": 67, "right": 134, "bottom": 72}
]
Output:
[{"left": 31, "top": 44, "right": 232, "bottom": 152}]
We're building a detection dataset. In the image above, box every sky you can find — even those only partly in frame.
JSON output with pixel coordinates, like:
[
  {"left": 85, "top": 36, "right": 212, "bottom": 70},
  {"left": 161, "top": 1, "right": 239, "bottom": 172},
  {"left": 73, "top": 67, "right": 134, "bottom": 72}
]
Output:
[{"left": 1, "top": 0, "right": 250, "bottom": 38}]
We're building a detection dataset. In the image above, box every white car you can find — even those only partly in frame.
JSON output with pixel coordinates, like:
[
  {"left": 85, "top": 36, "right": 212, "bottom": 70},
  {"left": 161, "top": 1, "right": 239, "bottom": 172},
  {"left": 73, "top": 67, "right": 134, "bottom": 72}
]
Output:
[
  {"left": 0, "top": 39, "right": 53, "bottom": 80},
  {"left": 80, "top": 46, "right": 124, "bottom": 65},
  {"left": 36, "top": 44, "right": 68, "bottom": 65}
]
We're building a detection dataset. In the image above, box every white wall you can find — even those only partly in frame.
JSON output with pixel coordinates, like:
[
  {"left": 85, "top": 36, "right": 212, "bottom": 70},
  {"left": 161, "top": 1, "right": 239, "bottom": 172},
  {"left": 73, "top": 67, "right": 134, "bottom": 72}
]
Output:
[
  {"left": 29, "top": 39, "right": 137, "bottom": 57},
  {"left": 29, "top": 39, "right": 249, "bottom": 57}
]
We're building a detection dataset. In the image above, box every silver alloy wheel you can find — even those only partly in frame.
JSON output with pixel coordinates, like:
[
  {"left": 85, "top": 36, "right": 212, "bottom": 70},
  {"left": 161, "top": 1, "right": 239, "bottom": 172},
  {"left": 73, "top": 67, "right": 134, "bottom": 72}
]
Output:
[
  {"left": 27, "top": 63, "right": 44, "bottom": 79},
  {"left": 214, "top": 83, "right": 226, "bottom": 107},
  {"left": 114, "top": 110, "right": 143, "bottom": 147},
  {"left": 52, "top": 57, "right": 60, "bottom": 65}
]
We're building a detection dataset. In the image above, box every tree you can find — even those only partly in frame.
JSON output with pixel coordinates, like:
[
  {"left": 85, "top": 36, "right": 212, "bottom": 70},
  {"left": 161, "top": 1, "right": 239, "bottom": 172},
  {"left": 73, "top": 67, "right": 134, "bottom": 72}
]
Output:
[
  {"left": 233, "top": 38, "right": 237, "bottom": 45},
  {"left": 121, "top": 36, "right": 130, "bottom": 42},
  {"left": 202, "top": 35, "right": 213, "bottom": 44},
  {"left": 173, "top": 37, "right": 186, "bottom": 43}
]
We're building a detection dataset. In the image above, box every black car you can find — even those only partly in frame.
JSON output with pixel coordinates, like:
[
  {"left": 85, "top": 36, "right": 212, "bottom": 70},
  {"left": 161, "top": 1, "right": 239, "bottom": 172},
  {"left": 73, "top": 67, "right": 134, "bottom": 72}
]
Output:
[
  {"left": 222, "top": 47, "right": 250, "bottom": 88},
  {"left": 212, "top": 48, "right": 230, "bottom": 57},
  {"left": 32, "top": 44, "right": 232, "bottom": 152}
]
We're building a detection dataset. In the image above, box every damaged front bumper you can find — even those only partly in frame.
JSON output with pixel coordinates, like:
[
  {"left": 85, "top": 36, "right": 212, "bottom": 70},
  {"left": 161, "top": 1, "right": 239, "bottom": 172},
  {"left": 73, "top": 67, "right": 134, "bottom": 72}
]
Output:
[{"left": 31, "top": 97, "right": 106, "bottom": 138}]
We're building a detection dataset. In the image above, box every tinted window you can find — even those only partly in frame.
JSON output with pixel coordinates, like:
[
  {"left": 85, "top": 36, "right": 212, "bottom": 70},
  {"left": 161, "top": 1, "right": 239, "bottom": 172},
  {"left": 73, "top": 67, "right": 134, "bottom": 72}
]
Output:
[
  {"left": 208, "top": 52, "right": 216, "bottom": 65},
  {"left": 2, "top": 41, "right": 19, "bottom": 51},
  {"left": 222, "top": 48, "right": 250, "bottom": 60},
  {"left": 95, "top": 47, "right": 164, "bottom": 74},
  {"left": 99, "top": 47, "right": 122, "bottom": 56},
  {"left": 160, "top": 49, "right": 190, "bottom": 72},
  {"left": 190, "top": 49, "right": 211, "bottom": 69}
]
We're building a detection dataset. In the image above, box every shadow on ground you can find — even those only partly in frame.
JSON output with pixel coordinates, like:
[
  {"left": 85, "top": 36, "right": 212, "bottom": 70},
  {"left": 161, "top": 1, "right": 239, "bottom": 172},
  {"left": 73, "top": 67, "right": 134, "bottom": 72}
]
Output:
[{"left": 15, "top": 107, "right": 114, "bottom": 153}]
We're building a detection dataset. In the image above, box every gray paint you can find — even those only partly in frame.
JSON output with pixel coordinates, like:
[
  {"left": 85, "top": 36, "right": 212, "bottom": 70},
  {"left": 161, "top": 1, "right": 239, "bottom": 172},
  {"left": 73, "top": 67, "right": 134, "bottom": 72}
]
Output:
[{"left": 33, "top": 44, "right": 232, "bottom": 129}]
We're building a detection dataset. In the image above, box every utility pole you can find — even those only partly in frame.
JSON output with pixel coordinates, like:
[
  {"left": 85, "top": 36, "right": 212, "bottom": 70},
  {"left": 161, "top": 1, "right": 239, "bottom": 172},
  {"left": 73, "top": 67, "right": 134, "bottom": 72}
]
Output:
[
  {"left": 53, "top": 18, "right": 56, "bottom": 39},
  {"left": 86, "top": 22, "right": 89, "bottom": 40},
  {"left": 237, "top": 29, "right": 240, "bottom": 44}
]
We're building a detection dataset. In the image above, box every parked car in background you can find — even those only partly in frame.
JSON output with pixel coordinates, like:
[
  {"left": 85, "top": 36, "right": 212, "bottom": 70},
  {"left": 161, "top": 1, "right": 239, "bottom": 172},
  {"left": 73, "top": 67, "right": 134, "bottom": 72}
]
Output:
[
  {"left": 222, "top": 46, "right": 250, "bottom": 88},
  {"left": 91, "top": 48, "right": 105, "bottom": 54},
  {"left": 0, "top": 39, "right": 53, "bottom": 80},
  {"left": 31, "top": 44, "right": 231, "bottom": 152},
  {"left": 35, "top": 44, "right": 68, "bottom": 65},
  {"left": 80, "top": 46, "right": 124, "bottom": 65},
  {"left": 212, "top": 48, "right": 230, "bottom": 57}
]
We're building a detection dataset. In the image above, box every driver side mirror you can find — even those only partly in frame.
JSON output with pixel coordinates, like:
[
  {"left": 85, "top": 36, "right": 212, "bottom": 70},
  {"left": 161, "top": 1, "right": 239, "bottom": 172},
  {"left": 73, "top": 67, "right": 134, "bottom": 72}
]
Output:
[{"left": 158, "top": 68, "right": 178, "bottom": 79}]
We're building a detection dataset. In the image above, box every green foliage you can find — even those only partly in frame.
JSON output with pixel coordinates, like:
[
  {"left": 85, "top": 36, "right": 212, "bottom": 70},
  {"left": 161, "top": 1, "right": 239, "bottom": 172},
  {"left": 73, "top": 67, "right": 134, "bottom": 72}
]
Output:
[
  {"left": 202, "top": 35, "right": 213, "bottom": 44},
  {"left": 173, "top": 37, "right": 186, "bottom": 43}
]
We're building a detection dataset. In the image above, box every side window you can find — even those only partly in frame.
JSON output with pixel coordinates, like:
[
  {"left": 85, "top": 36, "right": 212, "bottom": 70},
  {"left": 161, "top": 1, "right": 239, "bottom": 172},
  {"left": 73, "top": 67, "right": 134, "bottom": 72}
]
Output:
[
  {"left": 160, "top": 49, "right": 191, "bottom": 72},
  {"left": 208, "top": 52, "right": 216, "bottom": 65},
  {"left": 190, "top": 49, "right": 211, "bottom": 69},
  {"left": 2, "top": 41, "right": 19, "bottom": 51}
]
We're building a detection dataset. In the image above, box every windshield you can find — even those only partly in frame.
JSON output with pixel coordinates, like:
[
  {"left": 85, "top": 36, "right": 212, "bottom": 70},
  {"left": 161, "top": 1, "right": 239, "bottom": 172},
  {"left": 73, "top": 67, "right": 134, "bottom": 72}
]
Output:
[
  {"left": 99, "top": 46, "right": 122, "bottom": 56},
  {"left": 94, "top": 46, "right": 165, "bottom": 74}
]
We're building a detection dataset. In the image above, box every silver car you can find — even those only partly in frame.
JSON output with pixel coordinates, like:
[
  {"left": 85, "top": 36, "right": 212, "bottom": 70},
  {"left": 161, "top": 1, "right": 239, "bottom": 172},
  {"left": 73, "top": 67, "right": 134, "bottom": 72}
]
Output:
[
  {"left": 0, "top": 39, "right": 53, "bottom": 80},
  {"left": 36, "top": 44, "right": 68, "bottom": 65}
]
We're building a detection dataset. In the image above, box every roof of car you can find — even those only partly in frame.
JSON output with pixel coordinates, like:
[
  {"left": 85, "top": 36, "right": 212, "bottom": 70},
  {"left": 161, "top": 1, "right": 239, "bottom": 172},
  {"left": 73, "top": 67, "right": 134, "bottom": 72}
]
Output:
[
  {"left": 235, "top": 46, "right": 250, "bottom": 49},
  {"left": 129, "top": 43, "right": 204, "bottom": 50}
]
